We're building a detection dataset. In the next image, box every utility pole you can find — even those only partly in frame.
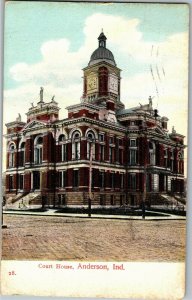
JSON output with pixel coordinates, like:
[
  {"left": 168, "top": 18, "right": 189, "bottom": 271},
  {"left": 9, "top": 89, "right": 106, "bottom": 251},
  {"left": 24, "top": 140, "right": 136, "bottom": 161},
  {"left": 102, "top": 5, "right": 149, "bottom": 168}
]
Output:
[
  {"left": 88, "top": 139, "right": 93, "bottom": 217},
  {"left": 2, "top": 196, "right": 7, "bottom": 228}
]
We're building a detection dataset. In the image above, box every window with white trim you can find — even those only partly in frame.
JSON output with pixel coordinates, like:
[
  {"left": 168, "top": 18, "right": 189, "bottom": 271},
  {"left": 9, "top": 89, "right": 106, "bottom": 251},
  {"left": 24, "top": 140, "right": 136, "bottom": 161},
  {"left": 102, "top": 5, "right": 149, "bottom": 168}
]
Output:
[
  {"left": 19, "top": 174, "right": 24, "bottom": 190},
  {"left": 19, "top": 142, "right": 25, "bottom": 166},
  {"left": 87, "top": 131, "right": 95, "bottom": 160},
  {"left": 58, "top": 170, "right": 66, "bottom": 188},
  {"left": 129, "top": 139, "right": 137, "bottom": 165},
  {"left": 72, "top": 131, "right": 80, "bottom": 160},
  {"left": 34, "top": 136, "right": 43, "bottom": 164},
  {"left": 8, "top": 143, "right": 15, "bottom": 168},
  {"left": 59, "top": 135, "right": 67, "bottom": 162}
]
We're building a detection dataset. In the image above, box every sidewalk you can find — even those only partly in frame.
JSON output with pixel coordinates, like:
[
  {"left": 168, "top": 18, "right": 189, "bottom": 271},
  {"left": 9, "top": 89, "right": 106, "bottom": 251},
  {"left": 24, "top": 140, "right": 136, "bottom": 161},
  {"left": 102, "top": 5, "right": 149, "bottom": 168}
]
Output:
[{"left": 3, "top": 209, "right": 186, "bottom": 221}]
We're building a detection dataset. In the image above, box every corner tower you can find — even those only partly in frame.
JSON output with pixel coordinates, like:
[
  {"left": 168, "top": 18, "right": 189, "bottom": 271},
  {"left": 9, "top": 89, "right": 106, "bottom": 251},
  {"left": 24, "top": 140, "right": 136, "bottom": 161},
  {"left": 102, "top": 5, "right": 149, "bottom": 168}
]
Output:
[{"left": 82, "top": 31, "right": 124, "bottom": 110}]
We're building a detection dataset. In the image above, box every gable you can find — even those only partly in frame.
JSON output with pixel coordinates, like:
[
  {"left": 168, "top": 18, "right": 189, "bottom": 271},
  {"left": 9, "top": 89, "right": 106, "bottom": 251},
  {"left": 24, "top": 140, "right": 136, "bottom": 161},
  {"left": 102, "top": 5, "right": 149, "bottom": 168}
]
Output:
[
  {"left": 154, "top": 127, "right": 166, "bottom": 135},
  {"left": 22, "top": 120, "right": 47, "bottom": 131}
]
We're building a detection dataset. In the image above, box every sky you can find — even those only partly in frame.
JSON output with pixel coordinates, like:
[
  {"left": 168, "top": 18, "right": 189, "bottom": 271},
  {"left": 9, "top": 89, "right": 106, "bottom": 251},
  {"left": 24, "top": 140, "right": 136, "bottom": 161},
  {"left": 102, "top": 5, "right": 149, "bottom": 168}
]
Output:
[{"left": 3, "top": 1, "right": 189, "bottom": 173}]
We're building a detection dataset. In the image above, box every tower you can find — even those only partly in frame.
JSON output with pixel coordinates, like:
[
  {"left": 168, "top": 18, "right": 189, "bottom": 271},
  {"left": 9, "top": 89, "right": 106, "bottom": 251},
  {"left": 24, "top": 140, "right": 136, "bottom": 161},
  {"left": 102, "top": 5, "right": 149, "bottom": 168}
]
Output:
[{"left": 82, "top": 31, "right": 124, "bottom": 110}]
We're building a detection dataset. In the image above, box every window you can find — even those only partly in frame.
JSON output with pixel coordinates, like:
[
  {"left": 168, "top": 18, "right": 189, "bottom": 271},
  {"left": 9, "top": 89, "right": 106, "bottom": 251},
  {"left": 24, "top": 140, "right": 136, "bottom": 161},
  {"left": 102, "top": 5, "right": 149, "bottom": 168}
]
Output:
[
  {"left": 87, "top": 131, "right": 95, "bottom": 160},
  {"left": 110, "top": 172, "right": 115, "bottom": 189},
  {"left": 61, "top": 144, "right": 67, "bottom": 162},
  {"left": 129, "top": 173, "right": 136, "bottom": 190},
  {"left": 130, "top": 149, "right": 137, "bottom": 165},
  {"left": 164, "top": 148, "right": 168, "bottom": 168},
  {"left": 149, "top": 141, "right": 156, "bottom": 165},
  {"left": 170, "top": 150, "right": 174, "bottom": 171},
  {"left": 34, "top": 136, "right": 43, "bottom": 164},
  {"left": 58, "top": 171, "right": 66, "bottom": 188},
  {"left": 19, "top": 174, "right": 24, "bottom": 190},
  {"left": 73, "top": 169, "right": 79, "bottom": 188},
  {"left": 19, "top": 142, "right": 25, "bottom": 166},
  {"left": 59, "top": 135, "right": 67, "bottom": 162},
  {"left": 59, "top": 135, "right": 65, "bottom": 142},
  {"left": 109, "top": 147, "right": 113, "bottom": 163},
  {"left": 72, "top": 131, "right": 80, "bottom": 160},
  {"left": 119, "top": 149, "right": 123, "bottom": 164},
  {"left": 116, "top": 139, "right": 119, "bottom": 162},
  {"left": 99, "top": 145, "right": 105, "bottom": 161},
  {"left": 99, "top": 171, "right": 105, "bottom": 189},
  {"left": 99, "top": 133, "right": 104, "bottom": 142},
  {"left": 8, "top": 143, "right": 15, "bottom": 168},
  {"left": 129, "top": 139, "right": 137, "bottom": 165},
  {"left": 178, "top": 152, "right": 184, "bottom": 174},
  {"left": 109, "top": 137, "right": 114, "bottom": 144},
  {"left": 120, "top": 173, "right": 124, "bottom": 189},
  {"left": 130, "top": 139, "right": 136, "bottom": 147}
]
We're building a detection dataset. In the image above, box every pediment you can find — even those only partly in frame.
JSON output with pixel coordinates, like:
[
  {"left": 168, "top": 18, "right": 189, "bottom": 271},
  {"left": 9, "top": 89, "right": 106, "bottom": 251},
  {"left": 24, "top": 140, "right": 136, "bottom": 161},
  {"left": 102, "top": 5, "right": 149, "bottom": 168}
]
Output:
[
  {"left": 154, "top": 127, "right": 166, "bottom": 135},
  {"left": 22, "top": 120, "right": 47, "bottom": 131}
]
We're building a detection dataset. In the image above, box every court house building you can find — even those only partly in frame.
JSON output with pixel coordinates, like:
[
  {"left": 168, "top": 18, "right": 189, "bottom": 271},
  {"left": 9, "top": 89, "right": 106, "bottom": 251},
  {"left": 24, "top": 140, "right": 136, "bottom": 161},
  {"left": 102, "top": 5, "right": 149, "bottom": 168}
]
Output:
[{"left": 5, "top": 32, "right": 185, "bottom": 207}]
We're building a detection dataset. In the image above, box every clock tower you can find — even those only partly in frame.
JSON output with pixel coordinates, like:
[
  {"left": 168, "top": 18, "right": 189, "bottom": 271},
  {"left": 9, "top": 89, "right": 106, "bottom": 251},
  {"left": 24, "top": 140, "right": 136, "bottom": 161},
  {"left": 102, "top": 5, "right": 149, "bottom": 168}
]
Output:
[{"left": 82, "top": 31, "right": 124, "bottom": 110}]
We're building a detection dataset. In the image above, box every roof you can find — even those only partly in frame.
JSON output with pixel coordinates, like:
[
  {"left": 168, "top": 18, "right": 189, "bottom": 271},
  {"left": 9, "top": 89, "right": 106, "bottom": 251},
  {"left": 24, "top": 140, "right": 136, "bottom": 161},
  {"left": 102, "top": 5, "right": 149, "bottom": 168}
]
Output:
[
  {"left": 89, "top": 47, "right": 116, "bottom": 66},
  {"left": 116, "top": 106, "right": 140, "bottom": 116},
  {"left": 88, "top": 31, "right": 116, "bottom": 66}
]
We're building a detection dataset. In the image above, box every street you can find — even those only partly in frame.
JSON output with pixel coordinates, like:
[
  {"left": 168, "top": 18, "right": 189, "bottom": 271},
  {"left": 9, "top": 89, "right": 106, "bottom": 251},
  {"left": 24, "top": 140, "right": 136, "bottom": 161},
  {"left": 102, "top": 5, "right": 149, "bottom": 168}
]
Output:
[{"left": 2, "top": 214, "right": 185, "bottom": 261}]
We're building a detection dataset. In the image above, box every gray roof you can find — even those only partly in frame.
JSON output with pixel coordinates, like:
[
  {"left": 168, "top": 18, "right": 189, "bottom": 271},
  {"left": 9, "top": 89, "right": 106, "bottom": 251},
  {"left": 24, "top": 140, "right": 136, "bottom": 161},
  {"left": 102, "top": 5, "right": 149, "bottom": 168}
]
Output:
[
  {"left": 116, "top": 106, "right": 139, "bottom": 116},
  {"left": 89, "top": 47, "right": 116, "bottom": 66}
]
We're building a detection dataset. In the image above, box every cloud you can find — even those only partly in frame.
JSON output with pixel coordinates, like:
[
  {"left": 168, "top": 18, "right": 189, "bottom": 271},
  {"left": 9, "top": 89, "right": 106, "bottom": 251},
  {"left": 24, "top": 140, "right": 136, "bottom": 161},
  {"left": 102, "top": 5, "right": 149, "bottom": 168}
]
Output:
[{"left": 4, "top": 13, "right": 188, "bottom": 139}]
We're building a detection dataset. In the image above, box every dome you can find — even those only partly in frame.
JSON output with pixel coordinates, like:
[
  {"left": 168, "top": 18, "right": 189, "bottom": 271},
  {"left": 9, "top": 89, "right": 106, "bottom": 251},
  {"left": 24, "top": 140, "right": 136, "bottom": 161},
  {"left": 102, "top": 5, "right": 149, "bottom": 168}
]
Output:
[
  {"left": 88, "top": 31, "right": 116, "bottom": 66},
  {"left": 89, "top": 47, "right": 116, "bottom": 66}
]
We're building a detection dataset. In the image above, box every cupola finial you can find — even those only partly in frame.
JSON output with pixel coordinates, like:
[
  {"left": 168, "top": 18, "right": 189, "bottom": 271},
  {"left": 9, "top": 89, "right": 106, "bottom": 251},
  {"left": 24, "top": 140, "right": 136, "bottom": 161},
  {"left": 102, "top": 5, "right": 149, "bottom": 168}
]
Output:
[{"left": 98, "top": 30, "right": 107, "bottom": 48}]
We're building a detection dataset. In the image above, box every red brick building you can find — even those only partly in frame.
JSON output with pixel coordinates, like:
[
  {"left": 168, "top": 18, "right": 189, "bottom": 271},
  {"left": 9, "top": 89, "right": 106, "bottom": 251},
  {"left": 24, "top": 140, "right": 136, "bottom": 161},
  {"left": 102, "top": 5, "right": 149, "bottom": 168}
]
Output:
[{"left": 5, "top": 32, "right": 185, "bottom": 207}]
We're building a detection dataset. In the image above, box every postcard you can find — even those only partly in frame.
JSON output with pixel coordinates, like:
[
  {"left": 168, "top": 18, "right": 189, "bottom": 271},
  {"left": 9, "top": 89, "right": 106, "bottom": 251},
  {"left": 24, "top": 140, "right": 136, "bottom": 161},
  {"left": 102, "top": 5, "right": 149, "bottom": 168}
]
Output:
[{"left": 1, "top": 1, "right": 189, "bottom": 299}]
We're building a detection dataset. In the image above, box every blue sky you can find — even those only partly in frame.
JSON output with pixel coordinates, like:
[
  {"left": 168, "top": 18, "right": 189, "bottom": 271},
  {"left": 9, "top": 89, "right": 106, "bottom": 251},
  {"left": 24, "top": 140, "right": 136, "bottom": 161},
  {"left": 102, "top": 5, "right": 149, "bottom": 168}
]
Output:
[
  {"left": 2, "top": 2, "right": 188, "bottom": 136},
  {"left": 2, "top": 2, "right": 189, "bottom": 172},
  {"left": 4, "top": 2, "right": 188, "bottom": 89}
]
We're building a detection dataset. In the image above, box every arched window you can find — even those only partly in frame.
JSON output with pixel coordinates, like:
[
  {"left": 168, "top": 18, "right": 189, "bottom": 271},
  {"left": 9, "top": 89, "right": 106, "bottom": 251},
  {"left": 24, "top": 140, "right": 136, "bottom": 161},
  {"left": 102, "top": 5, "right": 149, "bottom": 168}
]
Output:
[
  {"left": 58, "top": 134, "right": 67, "bottom": 162},
  {"left": 86, "top": 131, "right": 96, "bottom": 160},
  {"left": 34, "top": 136, "right": 43, "bottom": 164},
  {"left": 19, "top": 142, "right": 25, "bottom": 166},
  {"left": 8, "top": 143, "right": 16, "bottom": 168},
  {"left": 72, "top": 131, "right": 81, "bottom": 160},
  {"left": 149, "top": 142, "right": 156, "bottom": 165}
]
